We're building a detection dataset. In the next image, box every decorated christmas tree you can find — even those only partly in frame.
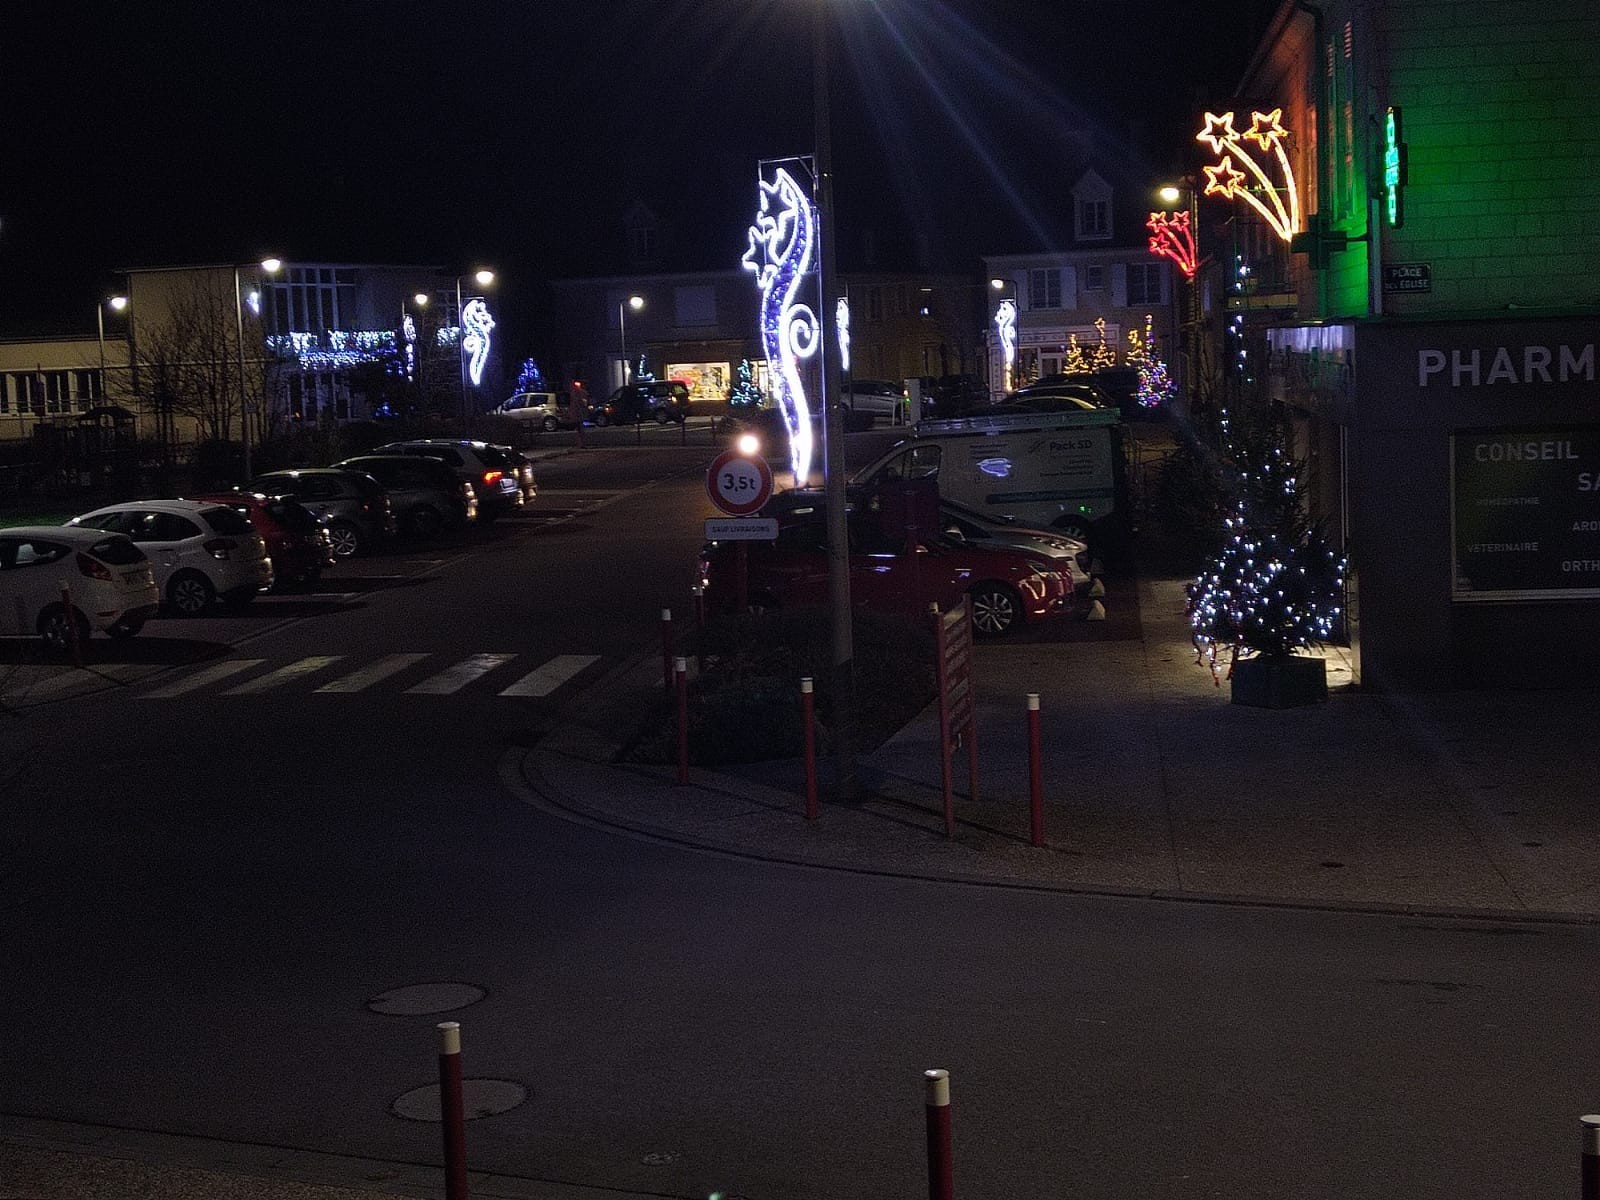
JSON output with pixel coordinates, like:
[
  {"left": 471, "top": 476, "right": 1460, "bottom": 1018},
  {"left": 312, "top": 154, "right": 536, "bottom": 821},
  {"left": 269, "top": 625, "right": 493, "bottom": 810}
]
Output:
[
  {"left": 730, "top": 358, "right": 763, "bottom": 408},
  {"left": 1188, "top": 420, "right": 1346, "bottom": 682},
  {"left": 1136, "top": 317, "right": 1176, "bottom": 409},
  {"left": 515, "top": 357, "right": 545, "bottom": 393},
  {"left": 1063, "top": 333, "right": 1089, "bottom": 375},
  {"left": 1090, "top": 317, "right": 1117, "bottom": 370}
]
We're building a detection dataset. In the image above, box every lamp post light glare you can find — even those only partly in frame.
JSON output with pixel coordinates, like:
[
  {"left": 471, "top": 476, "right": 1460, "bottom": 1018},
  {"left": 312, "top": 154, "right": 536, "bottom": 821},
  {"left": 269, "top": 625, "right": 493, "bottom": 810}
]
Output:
[
  {"left": 736, "top": 432, "right": 761, "bottom": 458},
  {"left": 619, "top": 293, "right": 644, "bottom": 386},
  {"left": 234, "top": 256, "right": 282, "bottom": 482}
]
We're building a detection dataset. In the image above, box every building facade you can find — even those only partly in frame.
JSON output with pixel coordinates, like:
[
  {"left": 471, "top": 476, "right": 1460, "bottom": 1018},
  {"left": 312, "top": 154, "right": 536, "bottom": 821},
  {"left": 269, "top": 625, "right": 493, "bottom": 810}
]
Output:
[
  {"left": 1225, "top": 0, "right": 1600, "bottom": 687},
  {"left": 983, "top": 169, "right": 1180, "bottom": 400}
]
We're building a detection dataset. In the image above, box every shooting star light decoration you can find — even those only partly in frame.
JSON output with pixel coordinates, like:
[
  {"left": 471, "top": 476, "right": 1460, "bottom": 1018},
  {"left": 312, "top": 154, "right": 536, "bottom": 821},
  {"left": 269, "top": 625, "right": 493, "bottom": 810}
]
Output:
[{"left": 1196, "top": 109, "right": 1301, "bottom": 242}]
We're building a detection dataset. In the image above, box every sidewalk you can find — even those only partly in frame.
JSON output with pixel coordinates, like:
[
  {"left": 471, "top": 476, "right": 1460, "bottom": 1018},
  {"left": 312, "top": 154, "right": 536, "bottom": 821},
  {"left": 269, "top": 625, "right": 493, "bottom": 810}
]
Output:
[{"left": 526, "top": 574, "right": 1600, "bottom": 921}]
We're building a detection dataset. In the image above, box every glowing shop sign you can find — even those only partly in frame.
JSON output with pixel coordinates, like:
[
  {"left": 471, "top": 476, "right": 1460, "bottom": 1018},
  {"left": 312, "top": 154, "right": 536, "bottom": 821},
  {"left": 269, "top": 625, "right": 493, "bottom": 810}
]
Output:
[
  {"left": 994, "top": 299, "right": 1017, "bottom": 392},
  {"left": 1196, "top": 109, "right": 1301, "bottom": 242},
  {"left": 836, "top": 297, "right": 851, "bottom": 373},
  {"left": 742, "top": 163, "right": 820, "bottom": 485},
  {"left": 1146, "top": 209, "right": 1199, "bottom": 279},
  {"left": 1384, "top": 106, "right": 1406, "bottom": 228},
  {"left": 461, "top": 298, "right": 494, "bottom": 387}
]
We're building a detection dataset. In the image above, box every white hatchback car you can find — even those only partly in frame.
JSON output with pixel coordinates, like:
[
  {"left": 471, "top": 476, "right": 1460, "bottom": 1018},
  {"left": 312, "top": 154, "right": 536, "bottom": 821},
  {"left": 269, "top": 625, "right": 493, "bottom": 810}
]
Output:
[
  {"left": 0, "top": 525, "right": 160, "bottom": 648},
  {"left": 69, "top": 499, "right": 273, "bottom": 616}
]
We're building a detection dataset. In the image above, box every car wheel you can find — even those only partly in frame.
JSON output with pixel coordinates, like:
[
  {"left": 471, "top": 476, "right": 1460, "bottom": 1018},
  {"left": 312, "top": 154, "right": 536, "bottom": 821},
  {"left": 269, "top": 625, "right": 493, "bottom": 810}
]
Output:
[
  {"left": 654, "top": 409, "right": 670, "bottom": 424},
  {"left": 541, "top": 416, "right": 560, "bottom": 433},
  {"left": 969, "top": 583, "right": 1022, "bottom": 637},
  {"left": 1051, "top": 515, "right": 1092, "bottom": 544},
  {"left": 326, "top": 520, "right": 364, "bottom": 559},
  {"left": 37, "top": 604, "right": 90, "bottom": 653},
  {"left": 167, "top": 571, "right": 217, "bottom": 617},
  {"left": 594, "top": 411, "right": 610, "bottom": 427},
  {"left": 107, "top": 616, "right": 145, "bottom": 639},
  {"left": 408, "top": 506, "right": 444, "bottom": 539}
]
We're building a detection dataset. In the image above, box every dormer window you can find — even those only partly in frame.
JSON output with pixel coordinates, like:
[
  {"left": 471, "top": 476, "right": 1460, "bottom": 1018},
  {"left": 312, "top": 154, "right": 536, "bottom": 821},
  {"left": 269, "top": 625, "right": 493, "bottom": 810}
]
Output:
[{"left": 1073, "top": 170, "right": 1113, "bottom": 242}]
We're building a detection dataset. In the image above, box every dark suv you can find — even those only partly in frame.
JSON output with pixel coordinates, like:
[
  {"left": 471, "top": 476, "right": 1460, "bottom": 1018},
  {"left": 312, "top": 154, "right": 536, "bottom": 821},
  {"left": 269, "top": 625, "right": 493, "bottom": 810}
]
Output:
[
  {"left": 249, "top": 467, "right": 396, "bottom": 559},
  {"left": 375, "top": 440, "right": 528, "bottom": 522},
  {"left": 596, "top": 380, "right": 690, "bottom": 425},
  {"left": 335, "top": 455, "right": 476, "bottom": 538}
]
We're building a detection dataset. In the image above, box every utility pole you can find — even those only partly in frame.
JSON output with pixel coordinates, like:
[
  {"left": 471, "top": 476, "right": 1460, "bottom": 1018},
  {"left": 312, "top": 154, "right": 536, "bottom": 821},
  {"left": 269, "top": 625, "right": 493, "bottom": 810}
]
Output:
[{"left": 814, "top": 2, "right": 857, "bottom": 801}]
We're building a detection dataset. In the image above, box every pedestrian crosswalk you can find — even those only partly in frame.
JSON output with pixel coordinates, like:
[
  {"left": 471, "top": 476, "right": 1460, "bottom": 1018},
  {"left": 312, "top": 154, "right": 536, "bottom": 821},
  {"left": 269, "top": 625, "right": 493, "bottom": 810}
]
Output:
[{"left": 1, "top": 650, "right": 608, "bottom": 705}]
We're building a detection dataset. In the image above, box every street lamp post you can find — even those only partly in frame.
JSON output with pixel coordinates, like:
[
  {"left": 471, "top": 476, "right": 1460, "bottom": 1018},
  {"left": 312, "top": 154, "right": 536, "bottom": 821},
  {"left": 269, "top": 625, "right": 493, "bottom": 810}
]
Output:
[
  {"left": 455, "top": 269, "right": 495, "bottom": 422},
  {"left": 1157, "top": 180, "right": 1204, "bottom": 402},
  {"left": 618, "top": 294, "right": 644, "bottom": 387},
  {"left": 96, "top": 295, "right": 127, "bottom": 405},
  {"left": 233, "top": 257, "right": 282, "bottom": 482},
  {"left": 814, "top": 0, "right": 856, "bottom": 801}
]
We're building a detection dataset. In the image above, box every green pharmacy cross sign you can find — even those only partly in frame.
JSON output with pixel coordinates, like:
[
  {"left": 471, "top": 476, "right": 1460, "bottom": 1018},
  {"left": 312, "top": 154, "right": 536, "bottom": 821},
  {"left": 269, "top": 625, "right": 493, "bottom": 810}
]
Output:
[{"left": 1384, "top": 106, "right": 1407, "bottom": 228}]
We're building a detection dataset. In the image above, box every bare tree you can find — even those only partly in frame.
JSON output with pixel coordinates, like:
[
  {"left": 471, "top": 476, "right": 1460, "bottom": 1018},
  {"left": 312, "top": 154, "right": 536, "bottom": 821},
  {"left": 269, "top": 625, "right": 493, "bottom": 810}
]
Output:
[{"left": 135, "top": 274, "right": 246, "bottom": 444}]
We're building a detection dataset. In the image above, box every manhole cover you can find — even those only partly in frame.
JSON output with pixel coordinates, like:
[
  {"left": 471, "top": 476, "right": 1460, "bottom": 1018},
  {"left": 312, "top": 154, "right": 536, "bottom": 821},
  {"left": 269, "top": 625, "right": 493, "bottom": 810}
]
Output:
[
  {"left": 367, "top": 982, "right": 486, "bottom": 1015},
  {"left": 391, "top": 1079, "right": 527, "bottom": 1121}
]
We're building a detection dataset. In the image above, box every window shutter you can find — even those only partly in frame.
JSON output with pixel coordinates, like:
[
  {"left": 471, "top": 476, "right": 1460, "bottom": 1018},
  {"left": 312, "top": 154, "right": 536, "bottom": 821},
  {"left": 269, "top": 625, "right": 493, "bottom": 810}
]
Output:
[
  {"left": 1061, "top": 265, "right": 1077, "bottom": 308},
  {"left": 1110, "top": 264, "right": 1127, "bottom": 308}
]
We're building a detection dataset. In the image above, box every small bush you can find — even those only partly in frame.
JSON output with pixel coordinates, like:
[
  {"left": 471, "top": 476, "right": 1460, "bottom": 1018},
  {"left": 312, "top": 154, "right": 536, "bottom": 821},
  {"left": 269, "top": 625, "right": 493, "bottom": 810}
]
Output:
[{"left": 622, "top": 608, "right": 937, "bottom": 766}]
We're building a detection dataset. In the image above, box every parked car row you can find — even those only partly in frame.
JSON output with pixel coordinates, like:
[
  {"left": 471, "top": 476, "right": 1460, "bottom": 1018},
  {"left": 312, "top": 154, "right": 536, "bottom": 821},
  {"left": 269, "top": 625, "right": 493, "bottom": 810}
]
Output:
[{"left": 0, "top": 439, "right": 538, "bottom": 651}]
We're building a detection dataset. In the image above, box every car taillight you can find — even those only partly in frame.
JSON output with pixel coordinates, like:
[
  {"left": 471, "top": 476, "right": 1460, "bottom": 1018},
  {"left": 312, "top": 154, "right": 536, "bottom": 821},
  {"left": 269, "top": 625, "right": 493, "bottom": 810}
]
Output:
[
  {"left": 203, "top": 537, "right": 237, "bottom": 559},
  {"left": 75, "top": 552, "right": 113, "bottom": 581},
  {"left": 482, "top": 470, "right": 504, "bottom": 485}
]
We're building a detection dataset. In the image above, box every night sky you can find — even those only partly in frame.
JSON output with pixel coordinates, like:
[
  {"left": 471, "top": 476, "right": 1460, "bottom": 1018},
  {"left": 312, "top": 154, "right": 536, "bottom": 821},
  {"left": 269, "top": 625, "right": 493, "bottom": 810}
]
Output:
[{"left": 5, "top": 0, "right": 1281, "bottom": 345}]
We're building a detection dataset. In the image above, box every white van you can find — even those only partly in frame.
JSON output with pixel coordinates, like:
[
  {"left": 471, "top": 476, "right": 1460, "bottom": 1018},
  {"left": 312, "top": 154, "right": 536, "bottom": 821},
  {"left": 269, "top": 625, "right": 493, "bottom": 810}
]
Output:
[{"left": 849, "top": 407, "right": 1124, "bottom": 544}]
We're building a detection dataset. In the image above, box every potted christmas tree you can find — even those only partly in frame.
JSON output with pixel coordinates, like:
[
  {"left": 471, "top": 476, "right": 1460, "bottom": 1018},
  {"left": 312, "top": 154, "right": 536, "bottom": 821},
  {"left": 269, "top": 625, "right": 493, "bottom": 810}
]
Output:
[{"left": 1188, "top": 424, "right": 1346, "bottom": 708}]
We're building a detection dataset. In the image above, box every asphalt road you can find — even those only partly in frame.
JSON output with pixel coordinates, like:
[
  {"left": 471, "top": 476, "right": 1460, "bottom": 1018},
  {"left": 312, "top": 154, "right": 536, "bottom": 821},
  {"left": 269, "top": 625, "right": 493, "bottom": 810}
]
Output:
[{"left": 2, "top": 441, "right": 1598, "bottom": 1199}]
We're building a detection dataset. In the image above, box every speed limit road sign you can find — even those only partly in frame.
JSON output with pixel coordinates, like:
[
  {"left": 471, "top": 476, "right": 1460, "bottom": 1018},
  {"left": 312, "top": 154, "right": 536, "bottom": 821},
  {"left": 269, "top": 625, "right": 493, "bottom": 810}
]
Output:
[{"left": 706, "top": 448, "right": 774, "bottom": 515}]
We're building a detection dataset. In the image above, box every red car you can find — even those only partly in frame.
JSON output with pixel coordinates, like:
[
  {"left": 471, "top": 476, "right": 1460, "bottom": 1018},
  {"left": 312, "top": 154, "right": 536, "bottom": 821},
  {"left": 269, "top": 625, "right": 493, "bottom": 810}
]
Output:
[
  {"left": 699, "top": 515, "right": 1069, "bottom": 636},
  {"left": 189, "top": 492, "right": 335, "bottom": 590}
]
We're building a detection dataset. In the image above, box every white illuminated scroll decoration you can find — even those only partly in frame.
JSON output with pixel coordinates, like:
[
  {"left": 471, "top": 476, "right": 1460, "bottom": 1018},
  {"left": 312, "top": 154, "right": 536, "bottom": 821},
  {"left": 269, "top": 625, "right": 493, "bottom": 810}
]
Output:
[
  {"left": 836, "top": 297, "right": 851, "bottom": 373},
  {"left": 995, "top": 299, "right": 1017, "bottom": 392},
  {"left": 461, "top": 298, "right": 495, "bottom": 387},
  {"left": 741, "top": 165, "right": 819, "bottom": 485}
]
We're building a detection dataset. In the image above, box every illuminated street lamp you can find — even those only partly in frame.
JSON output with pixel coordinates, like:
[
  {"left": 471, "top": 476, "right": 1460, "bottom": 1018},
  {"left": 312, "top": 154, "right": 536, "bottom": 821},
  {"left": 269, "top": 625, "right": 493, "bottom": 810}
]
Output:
[
  {"left": 96, "top": 294, "right": 128, "bottom": 401},
  {"left": 618, "top": 293, "right": 644, "bottom": 385},
  {"left": 455, "top": 269, "right": 495, "bottom": 420},
  {"left": 234, "top": 256, "right": 282, "bottom": 481}
]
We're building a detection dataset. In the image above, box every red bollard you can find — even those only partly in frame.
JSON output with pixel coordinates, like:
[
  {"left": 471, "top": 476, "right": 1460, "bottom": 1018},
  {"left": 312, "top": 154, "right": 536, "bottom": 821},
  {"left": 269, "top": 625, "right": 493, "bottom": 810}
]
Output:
[
  {"left": 437, "top": 1022, "right": 469, "bottom": 1200},
  {"left": 1583, "top": 1115, "right": 1600, "bottom": 1200},
  {"left": 801, "top": 677, "right": 818, "bottom": 820},
  {"left": 925, "top": 1069, "right": 953, "bottom": 1200},
  {"left": 1027, "top": 693, "right": 1043, "bottom": 848},
  {"left": 674, "top": 656, "right": 689, "bottom": 786},
  {"left": 661, "top": 608, "right": 674, "bottom": 691}
]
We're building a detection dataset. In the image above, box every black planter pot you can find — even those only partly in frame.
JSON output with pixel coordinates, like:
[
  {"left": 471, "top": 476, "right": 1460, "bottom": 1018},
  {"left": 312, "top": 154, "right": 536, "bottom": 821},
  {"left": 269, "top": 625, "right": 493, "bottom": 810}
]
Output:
[{"left": 1231, "top": 654, "right": 1328, "bottom": 709}]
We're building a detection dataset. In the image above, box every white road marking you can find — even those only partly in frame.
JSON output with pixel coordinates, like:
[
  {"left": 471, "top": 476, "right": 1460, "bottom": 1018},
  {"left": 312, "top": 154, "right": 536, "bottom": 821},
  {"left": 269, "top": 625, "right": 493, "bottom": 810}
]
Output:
[
  {"left": 221, "top": 655, "right": 343, "bottom": 695},
  {"left": 8, "top": 663, "right": 146, "bottom": 697},
  {"left": 405, "top": 653, "right": 515, "bottom": 695},
  {"left": 315, "top": 653, "right": 430, "bottom": 693},
  {"left": 498, "top": 654, "right": 600, "bottom": 697},
  {"left": 143, "top": 659, "right": 267, "bottom": 698}
]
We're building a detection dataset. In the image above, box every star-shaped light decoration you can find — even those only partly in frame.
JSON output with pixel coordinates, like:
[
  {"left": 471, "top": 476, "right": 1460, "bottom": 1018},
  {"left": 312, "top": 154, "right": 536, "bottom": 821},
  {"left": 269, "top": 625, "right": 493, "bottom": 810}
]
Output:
[
  {"left": 1195, "top": 111, "right": 1239, "bottom": 155},
  {"left": 1203, "top": 158, "right": 1247, "bottom": 198},
  {"left": 1243, "top": 108, "right": 1289, "bottom": 151}
]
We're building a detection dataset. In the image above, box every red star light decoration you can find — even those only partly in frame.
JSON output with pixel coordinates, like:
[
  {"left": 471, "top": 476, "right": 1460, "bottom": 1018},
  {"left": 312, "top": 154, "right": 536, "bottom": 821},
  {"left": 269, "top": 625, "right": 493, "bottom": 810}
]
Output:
[
  {"left": 1194, "top": 109, "right": 1301, "bottom": 242},
  {"left": 1146, "top": 209, "right": 1199, "bottom": 279}
]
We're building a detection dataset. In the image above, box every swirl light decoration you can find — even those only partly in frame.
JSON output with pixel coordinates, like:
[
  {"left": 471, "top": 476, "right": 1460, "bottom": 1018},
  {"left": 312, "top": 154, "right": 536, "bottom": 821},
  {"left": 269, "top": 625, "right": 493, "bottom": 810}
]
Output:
[
  {"left": 461, "top": 299, "right": 495, "bottom": 387},
  {"left": 741, "top": 164, "right": 820, "bottom": 485},
  {"left": 1195, "top": 109, "right": 1300, "bottom": 242},
  {"left": 994, "top": 299, "right": 1017, "bottom": 393},
  {"left": 836, "top": 296, "right": 851, "bottom": 374}
]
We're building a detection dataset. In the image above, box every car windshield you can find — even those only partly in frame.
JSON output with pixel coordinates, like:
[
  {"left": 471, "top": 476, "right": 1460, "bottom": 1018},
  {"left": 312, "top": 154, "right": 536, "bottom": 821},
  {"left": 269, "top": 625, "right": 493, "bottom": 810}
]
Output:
[
  {"left": 87, "top": 536, "right": 146, "bottom": 565},
  {"left": 474, "top": 445, "right": 516, "bottom": 466},
  {"left": 200, "top": 506, "right": 255, "bottom": 536}
]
